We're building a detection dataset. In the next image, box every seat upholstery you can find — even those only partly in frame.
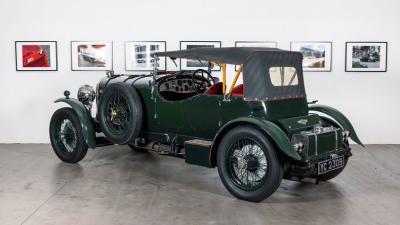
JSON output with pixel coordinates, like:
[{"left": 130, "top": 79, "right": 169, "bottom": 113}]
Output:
[
  {"left": 231, "top": 84, "right": 244, "bottom": 96},
  {"left": 205, "top": 82, "right": 223, "bottom": 95}
]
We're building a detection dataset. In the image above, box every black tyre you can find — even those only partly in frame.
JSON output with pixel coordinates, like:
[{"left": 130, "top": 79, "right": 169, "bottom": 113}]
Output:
[
  {"left": 217, "top": 126, "right": 283, "bottom": 202},
  {"left": 99, "top": 82, "right": 143, "bottom": 145},
  {"left": 312, "top": 117, "right": 349, "bottom": 181},
  {"left": 49, "top": 107, "right": 88, "bottom": 163}
]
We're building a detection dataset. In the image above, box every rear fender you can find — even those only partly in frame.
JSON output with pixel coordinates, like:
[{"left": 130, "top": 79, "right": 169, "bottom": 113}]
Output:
[
  {"left": 309, "top": 104, "right": 364, "bottom": 146},
  {"left": 210, "top": 117, "right": 301, "bottom": 167},
  {"left": 55, "top": 98, "right": 96, "bottom": 149}
]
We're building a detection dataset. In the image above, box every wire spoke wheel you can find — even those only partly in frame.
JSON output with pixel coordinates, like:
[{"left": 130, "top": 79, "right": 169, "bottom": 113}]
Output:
[
  {"left": 49, "top": 107, "right": 88, "bottom": 163},
  {"left": 104, "top": 92, "right": 131, "bottom": 135},
  {"left": 58, "top": 118, "right": 78, "bottom": 153},
  {"left": 226, "top": 137, "right": 268, "bottom": 191}
]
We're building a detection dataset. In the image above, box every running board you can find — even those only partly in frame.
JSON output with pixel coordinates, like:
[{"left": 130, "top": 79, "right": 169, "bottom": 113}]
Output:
[{"left": 184, "top": 139, "right": 212, "bottom": 168}]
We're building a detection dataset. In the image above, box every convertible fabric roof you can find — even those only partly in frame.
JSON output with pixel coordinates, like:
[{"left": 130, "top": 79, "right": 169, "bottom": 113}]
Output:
[
  {"left": 156, "top": 47, "right": 306, "bottom": 101},
  {"left": 155, "top": 47, "right": 300, "bottom": 65}
]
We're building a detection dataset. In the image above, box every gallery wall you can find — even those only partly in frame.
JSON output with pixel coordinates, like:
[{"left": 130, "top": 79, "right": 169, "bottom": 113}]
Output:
[{"left": 0, "top": 0, "right": 399, "bottom": 144}]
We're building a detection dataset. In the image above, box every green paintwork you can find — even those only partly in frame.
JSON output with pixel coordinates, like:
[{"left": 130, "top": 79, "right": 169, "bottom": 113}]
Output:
[
  {"left": 211, "top": 117, "right": 301, "bottom": 162},
  {"left": 309, "top": 104, "right": 364, "bottom": 147},
  {"left": 277, "top": 114, "right": 321, "bottom": 136},
  {"left": 98, "top": 77, "right": 307, "bottom": 162},
  {"left": 93, "top": 76, "right": 356, "bottom": 169},
  {"left": 54, "top": 98, "right": 96, "bottom": 149}
]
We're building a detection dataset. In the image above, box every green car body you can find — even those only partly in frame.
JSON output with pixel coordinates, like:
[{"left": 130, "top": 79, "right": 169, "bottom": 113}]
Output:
[
  {"left": 57, "top": 73, "right": 362, "bottom": 167},
  {"left": 52, "top": 47, "right": 363, "bottom": 202}
]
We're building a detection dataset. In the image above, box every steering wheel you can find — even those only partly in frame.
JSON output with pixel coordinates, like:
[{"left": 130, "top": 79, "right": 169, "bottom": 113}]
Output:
[{"left": 191, "top": 69, "right": 216, "bottom": 93}]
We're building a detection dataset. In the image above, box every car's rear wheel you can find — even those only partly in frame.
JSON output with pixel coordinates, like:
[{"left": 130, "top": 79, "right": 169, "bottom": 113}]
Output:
[
  {"left": 99, "top": 82, "right": 143, "bottom": 145},
  {"left": 49, "top": 107, "right": 88, "bottom": 163},
  {"left": 217, "top": 126, "right": 283, "bottom": 202}
]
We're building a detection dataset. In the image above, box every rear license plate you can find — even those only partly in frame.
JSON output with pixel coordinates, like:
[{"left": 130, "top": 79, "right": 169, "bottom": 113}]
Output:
[{"left": 317, "top": 156, "right": 344, "bottom": 175}]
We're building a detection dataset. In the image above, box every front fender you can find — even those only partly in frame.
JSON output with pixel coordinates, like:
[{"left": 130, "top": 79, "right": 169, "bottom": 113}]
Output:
[
  {"left": 211, "top": 117, "right": 301, "bottom": 166},
  {"left": 309, "top": 104, "right": 364, "bottom": 147},
  {"left": 55, "top": 98, "right": 96, "bottom": 149}
]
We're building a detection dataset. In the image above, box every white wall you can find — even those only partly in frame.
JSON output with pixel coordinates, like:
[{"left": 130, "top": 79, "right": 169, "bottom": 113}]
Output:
[{"left": 0, "top": 0, "right": 399, "bottom": 144}]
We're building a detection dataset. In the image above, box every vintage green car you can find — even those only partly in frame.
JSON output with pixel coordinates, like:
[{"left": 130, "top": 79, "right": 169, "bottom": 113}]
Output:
[{"left": 49, "top": 47, "right": 363, "bottom": 202}]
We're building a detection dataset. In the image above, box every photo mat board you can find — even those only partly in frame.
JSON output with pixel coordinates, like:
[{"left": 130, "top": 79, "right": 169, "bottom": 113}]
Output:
[
  {"left": 125, "top": 41, "right": 166, "bottom": 71},
  {"left": 71, "top": 41, "right": 113, "bottom": 71},
  {"left": 345, "top": 42, "right": 387, "bottom": 72},
  {"left": 290, "top": 41, "right": 332, "bottom": 72},
  {"left": 15, "top": 41, "right": 58, "bottom": 71},
  {"left": 180, "top": 41, "right": 222, "bottom": 71},
  {"left": 235, "top": 41, "right": 278, "bottom": 70}
]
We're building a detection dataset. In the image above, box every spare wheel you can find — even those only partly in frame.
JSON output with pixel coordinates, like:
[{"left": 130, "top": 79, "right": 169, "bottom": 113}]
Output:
[{"left": 99, "top": 82, "right": 143, "bottom": 144}]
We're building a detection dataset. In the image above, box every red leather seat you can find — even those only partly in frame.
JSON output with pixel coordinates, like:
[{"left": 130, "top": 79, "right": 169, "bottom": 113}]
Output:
[
  {"left": 205, "top": 82, "right": 223, "bottom": 95},
  {"left": 231, "top": 84, "right": 244, "bottom": 96}
]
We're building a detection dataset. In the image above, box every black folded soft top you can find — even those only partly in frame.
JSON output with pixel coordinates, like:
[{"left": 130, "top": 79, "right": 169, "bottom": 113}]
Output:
[
  {"left": 157, "top": 47, "right": 306, "bottom": 101},
  {"left": 155, "top": 47, "right": 300, "bottom": 65}
]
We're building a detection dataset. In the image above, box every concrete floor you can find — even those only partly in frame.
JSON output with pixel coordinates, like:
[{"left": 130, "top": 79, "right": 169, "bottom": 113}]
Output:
[{"left": 0, "top": 144, "right": 399, "bottom": 225}]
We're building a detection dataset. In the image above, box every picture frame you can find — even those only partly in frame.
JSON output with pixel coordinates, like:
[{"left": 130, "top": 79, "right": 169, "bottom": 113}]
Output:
[
  {"left": 71, "top": 41, "right": 113, "bottom": 71},
  {"left": 15, "top": 41, "right": 58, "bottom": 71},
  {"left": 125, "top": 41, "right": 167, "bottom": 71},
  {"left": 180, "top": 41, "right": 222, "bottom": 71},
  {"left": 235, "top": 41, "right": 277, "bottom": 70},
  {"left": 290, "top": 41, "right": 332, "bottom": 72},
  {"left": 345, "top": 42, "right": 387, "bottom": 72}
]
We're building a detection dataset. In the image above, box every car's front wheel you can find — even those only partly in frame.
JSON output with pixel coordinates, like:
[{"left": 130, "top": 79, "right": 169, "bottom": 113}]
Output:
[
  {"left": 217, "top": 126, "right": 283, "bottom": 202},
  {"left": 49, "top": 107, "right": 88, "bottom": 163}
]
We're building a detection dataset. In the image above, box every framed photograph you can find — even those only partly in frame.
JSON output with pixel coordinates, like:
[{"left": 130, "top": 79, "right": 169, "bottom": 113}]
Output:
[
  {"left": 235, "top": 41, "right": 277, "bottom": 70},
  {"left": 71, "top": 41, "right": 113, "bottom": 71},
  {"left": 15, "top": 41, "right": 57, "bottom": 71},
  {"left": 291, "top": 41, "right": 332, "bottom": 72},
  {"left": 345, "top": 42, "right": 387, "bottom": 72},
  {"left": 235, "top": 41, "right": 277, "bottom": 48},
  {"left": 180, "top": 41, "right": 221, "bottom": 70},
  {"left": 125, "top": 41, "right": 166, "bottom": 71}
]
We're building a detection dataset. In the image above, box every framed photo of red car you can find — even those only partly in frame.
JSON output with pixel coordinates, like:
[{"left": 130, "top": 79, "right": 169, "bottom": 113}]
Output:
[
  {"left": 180, "top": 41, "right": 221, "bottom": 71},
  {"left": 71, "top": 41, "right": 113, "bottom": 71},
  {"left": 125, "top": 41, "right": 166, "bottom": 71},
  {"left": 15, "top": 41, "right": 58, "bottom": 71},
  {"left": 290, "top": 41, "right": 332, "bottom": 72},
  {"left": 345, "top": 42, "right": 387, "bottom": 72}
]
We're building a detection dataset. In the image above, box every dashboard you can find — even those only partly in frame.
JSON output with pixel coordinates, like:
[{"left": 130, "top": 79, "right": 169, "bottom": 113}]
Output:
[{"left": 158, "top": 78, "right": 196, "bottom": 93}]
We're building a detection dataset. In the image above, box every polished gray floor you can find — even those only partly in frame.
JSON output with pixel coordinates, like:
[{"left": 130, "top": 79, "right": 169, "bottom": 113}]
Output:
[{"left": 0, "top": 144, "right": 399, "bottom": 225}]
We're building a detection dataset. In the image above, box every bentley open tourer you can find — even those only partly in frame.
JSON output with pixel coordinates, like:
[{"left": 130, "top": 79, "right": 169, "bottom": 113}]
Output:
[{"left": 49, "top": 47, "right": 363, "bottom": 202}]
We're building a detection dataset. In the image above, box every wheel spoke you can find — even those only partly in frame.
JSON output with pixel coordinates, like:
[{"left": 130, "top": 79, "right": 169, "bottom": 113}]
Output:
[{"left": 226, "top": 137, "right": 268, "bottom": 191}]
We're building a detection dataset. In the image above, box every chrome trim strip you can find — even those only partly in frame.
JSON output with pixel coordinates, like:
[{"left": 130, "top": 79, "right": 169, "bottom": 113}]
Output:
[
  {"left": 314, "top": 133, "right": 318, "bottom": 156},
  {"left": 334, "top": 129, "right": 338, "bottom": 150}
]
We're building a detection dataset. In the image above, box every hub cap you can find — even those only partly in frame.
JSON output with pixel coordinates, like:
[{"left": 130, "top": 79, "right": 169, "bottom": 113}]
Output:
[
  {"left": 226, "top": 138, "right": 268, "bottom": 191},
  {"left": 59, "top": 119, "right": 77, "bottom": 153}
]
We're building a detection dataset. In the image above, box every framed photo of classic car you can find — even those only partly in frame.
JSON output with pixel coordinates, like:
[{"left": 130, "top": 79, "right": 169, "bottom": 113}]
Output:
[
  {"left": 15, "top": 41, "right": 58, "bottom": 71},
  {"left": 235, "top": 41, "right": 277, "bottom": 70},
  {"left": 345, "top": 42, "right": 387, "bottom": 72},
  {"left": 180, "top": 41, "right": 221, "bottom": 71},
  {"left": 290, "top": 41, "right": 332, "bottom": 72},
  {"left": 125, "top": 41, "right": 166, "bottom": 71},
  {"left": 71, "top": 41, "right": 113, "bottom": 71}
]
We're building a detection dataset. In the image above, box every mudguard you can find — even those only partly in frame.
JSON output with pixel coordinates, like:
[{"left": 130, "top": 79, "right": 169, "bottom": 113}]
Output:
[
  {"left": 55, "top": 98, "right": 96, "bottom": 149},
  {"left": 309, "top": 104, "right": 364, "bottom": 147},
  {"left": 211, "top": 117, "right": 301, "bottom": 166}
]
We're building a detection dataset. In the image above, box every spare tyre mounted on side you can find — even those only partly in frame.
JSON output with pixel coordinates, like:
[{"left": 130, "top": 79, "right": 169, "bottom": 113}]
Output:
[{"left": 99, "top": 82, "right": 143, "bottom": 145}]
